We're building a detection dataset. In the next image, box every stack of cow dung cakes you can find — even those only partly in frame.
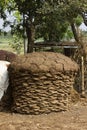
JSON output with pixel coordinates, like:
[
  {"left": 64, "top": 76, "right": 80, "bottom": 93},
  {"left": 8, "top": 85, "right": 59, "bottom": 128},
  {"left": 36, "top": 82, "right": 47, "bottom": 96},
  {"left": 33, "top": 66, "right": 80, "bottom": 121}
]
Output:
[
  {"left": 0, "top": 50, "right": 16, "bottom": 62},
  {"left": 9, "top": 52, "right": 79, "bottom": 114}
]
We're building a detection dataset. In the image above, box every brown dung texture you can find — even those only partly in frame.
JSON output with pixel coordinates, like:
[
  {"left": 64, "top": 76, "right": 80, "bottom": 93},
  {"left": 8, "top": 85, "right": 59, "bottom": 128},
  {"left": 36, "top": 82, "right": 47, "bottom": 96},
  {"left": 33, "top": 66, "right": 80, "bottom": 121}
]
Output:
[
  {"left": 0, "top": 50, "right": 16, "bottom": 62},
  {"left": 8, "top": 52, "right": 79, "bottom": 114}
]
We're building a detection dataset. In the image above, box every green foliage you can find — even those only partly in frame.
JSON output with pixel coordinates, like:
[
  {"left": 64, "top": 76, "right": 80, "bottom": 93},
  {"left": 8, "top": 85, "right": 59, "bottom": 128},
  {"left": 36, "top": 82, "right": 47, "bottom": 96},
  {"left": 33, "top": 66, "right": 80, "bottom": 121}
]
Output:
[
  {"left": 13, "top": 11, "right": 21, "bottom": 23},
  {"left": 63, "top": 27, "right": 74, "bottom": 41},
  {"left": 1, "top": 0, "right": 87, "bottom": 53},
  {"left": 36, "top": 14, "right": 69, "bottom": 42},
  {"left": 0, "top": 1, "right": 6, "bottom": 19},
  {"left": 9, "top": 35, "right": 23, "bottom": 54},
  {"left": 75, "top": 15, "right": 83, "bottom": 26}
]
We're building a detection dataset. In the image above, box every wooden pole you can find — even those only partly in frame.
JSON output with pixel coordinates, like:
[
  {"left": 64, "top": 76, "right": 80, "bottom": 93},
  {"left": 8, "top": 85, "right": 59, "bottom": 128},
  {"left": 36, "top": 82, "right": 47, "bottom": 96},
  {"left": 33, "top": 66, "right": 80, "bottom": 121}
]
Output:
[{"left": 81, "top": 56, "right": 85, "bottom": 96}]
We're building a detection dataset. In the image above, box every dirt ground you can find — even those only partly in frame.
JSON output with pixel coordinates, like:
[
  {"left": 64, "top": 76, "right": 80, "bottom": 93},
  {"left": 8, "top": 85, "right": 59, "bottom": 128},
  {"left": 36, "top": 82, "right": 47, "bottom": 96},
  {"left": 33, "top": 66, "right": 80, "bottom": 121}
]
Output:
[{"left": 0, "top": 99, "right": 87, "bottom": 130}]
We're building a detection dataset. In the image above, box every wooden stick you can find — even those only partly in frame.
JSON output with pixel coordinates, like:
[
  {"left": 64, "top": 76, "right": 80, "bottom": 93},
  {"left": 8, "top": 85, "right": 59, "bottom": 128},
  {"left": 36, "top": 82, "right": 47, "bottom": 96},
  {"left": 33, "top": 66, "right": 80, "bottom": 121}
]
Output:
[{"left": 81, "top": 56, "right": 85, "bottom": 95}]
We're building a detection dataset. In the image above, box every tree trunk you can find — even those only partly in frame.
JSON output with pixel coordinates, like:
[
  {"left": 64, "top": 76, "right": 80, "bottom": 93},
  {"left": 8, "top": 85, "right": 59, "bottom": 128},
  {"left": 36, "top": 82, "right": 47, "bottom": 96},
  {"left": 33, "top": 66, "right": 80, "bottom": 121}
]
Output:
[
  {"left": 70, "top": 22, "right": 79, "bottom": 42},
  {"left": 23, "top": 14, "right": 27, "bottom": 54},
  {"left": 26, "top": 24, "right": 35, "bottom": 53},
  {"left": 24, "top": 36, "right": 27, "bottom": 54}
]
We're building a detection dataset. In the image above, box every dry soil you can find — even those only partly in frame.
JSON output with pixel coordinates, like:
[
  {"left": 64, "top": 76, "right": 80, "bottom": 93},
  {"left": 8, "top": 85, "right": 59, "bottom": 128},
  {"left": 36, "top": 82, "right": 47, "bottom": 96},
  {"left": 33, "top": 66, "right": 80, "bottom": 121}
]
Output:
[{"left": 0, "top": 99, "right": 87, "bottom": 130}]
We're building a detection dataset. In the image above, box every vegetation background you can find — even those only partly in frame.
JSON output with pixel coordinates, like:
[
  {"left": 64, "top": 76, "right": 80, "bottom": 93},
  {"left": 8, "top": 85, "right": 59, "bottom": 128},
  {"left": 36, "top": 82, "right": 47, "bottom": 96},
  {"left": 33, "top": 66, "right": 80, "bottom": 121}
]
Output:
[{"left": 0, "top": 0, "right": 87, "bottom": 55}]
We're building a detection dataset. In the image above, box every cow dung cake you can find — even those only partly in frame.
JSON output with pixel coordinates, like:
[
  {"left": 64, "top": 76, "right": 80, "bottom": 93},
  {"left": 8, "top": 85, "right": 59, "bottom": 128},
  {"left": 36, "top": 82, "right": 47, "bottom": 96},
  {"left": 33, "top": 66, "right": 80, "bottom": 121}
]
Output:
[
  {"left": 0, "top": 50, "right": 16, "bottom": 62},
  {"left": 8, "top": 52, "right": 79, "bottom": 114}
]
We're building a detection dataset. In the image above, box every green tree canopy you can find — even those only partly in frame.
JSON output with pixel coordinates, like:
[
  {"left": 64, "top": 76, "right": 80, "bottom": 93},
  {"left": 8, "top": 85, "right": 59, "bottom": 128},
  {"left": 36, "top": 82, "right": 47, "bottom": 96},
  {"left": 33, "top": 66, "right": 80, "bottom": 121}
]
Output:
[{"left": 1, "top": 0, "right": 87, "bottom": 53}]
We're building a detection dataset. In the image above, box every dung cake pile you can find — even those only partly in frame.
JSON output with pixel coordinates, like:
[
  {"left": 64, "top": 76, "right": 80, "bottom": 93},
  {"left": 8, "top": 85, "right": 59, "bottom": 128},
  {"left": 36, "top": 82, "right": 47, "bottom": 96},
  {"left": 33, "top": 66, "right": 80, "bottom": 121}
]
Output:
[
  {"left": 0, "top": 50, "right": 16, "bottom": 62},
  {"left": 9, "top": 52, "right": 79, "bottom": 114}
]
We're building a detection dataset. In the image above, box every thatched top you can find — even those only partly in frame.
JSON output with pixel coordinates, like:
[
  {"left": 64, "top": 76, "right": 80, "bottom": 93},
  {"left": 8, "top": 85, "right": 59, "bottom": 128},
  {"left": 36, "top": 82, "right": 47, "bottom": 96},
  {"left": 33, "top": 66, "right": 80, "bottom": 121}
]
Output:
[{"left": 9, "top": 52, "right": 79, "bottom": 72}]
